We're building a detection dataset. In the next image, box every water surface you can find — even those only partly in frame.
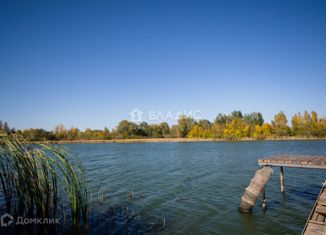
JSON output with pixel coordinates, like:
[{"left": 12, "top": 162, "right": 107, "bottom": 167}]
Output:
[{"left": 72, "top": 140, "right": 326, "bottom": 234}]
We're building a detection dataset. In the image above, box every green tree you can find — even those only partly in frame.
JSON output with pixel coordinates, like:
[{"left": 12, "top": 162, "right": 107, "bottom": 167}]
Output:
[
  {"left": 197, "top": 119, "right": 212, "bottom": 130},
  {"left": 311, "top": 111, "right": 320, "bottom": 136},
  {"left": 159, "top": 122, "right": 170, "bottom": 137},
  {"left": 137, "top": 122, "right": 150, "bottom": 137},
  {"left": 214, "top": 113, "right": 228, "bottom": 125},
  {"left": 54, "top": 124, "right": 67, "bottom": 140},
  {"left": 102, "top": 127, "right": 111, "bottom": 140},
  {"left": 230, "top": 111, "right": 243, "bottom": 120},
  {"left": 149, "top": 124, "right": 163, "bottom": 138},
  {"left": 3, "top": 122, "right": 10, "bottom": 133},
  {"left": 22, "top": 128, "right": 50, "bottom": 141},
  {"left": 272, "top": 111, "right": 289, "bottom": 136},
  {"left": 83, "top": 128, "right": 93, "bottom": 140},
  {"left": 116, "top": 120, "right": 140, "bottom": 138},
  {"left": 244, "top": 112, "right": 264, "bottom": 126},
  {"left": 302, "top": 111, "right": 312, "bottom": 137},
  {"left": 67, "top": 127, "right": 80, "bottom": 140},
  {"left": 318, "top": 118, "right": 326, "bottom": 137},
  {"left": 116, "top": 120, "right": 132, "bottom": 138},
  {"left": 129, "top": 122, "right": 139, "bottom": 137},
  {"left": 177, "top": 115, "right": 195, "bottom": 137},
  {"left": 170, "top": 125, "right": 178, "bottom": 138}
]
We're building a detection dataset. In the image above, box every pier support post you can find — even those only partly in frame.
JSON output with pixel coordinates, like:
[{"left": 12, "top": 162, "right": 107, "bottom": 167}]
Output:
[
  {"left": 280, "top": 167, "right": 284, "bottom": 193},
  {"left": 262, "top": 187, "right": 266, "bottom": 210}
]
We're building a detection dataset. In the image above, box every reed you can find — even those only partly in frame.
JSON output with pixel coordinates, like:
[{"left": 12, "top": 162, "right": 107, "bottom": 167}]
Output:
[{"left": 0, "top": 129, "right": 88, "bottom": 233}]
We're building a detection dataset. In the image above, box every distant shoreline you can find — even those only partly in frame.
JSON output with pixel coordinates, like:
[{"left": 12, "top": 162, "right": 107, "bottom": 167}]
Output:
[{"left": 31, "top": 137, "right": 326, "bottom": 144}]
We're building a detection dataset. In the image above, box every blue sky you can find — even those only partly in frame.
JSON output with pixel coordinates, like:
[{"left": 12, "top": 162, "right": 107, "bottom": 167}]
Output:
[{"left": 0, "top": 0, "right": 325, "bottom": 131}]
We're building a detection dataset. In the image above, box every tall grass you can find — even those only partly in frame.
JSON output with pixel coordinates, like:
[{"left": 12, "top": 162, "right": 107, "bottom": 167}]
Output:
[{"left": 0, "top": 129, "right": 88, "bottom": 233}]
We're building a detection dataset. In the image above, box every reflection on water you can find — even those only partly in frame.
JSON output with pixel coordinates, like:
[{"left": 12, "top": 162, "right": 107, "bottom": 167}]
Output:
[{"left": 71, "top": 140, "right": 326, "bottom": 234}]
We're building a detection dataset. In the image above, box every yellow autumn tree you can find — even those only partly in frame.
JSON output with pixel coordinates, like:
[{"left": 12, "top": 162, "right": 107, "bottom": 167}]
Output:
[
  {"left": 272, "top": 111, "right": 289, "bottom": 136},
  {"left": 253, "top": 124, "right": 272, "bottom": 139},
  {"left": 223, "top": 118, "right": 250, "bottom": 140},
  {"left": 67, "top": 127, "right": 79, "bottom": 140},
  {"left": 211, "top": 123, "right": 224, "bottom": 139},
  {"left": 311, "top": 111, "right": 320, "bottom": 136},
  {"left": 292, "top": 113, "right": 304, "bottom": 136},
  {"left": 188, "top": 125, "right": 213, "bottom": 138},
  {"left": 188, "top": 125, "right": 202, "bottom": 138}
]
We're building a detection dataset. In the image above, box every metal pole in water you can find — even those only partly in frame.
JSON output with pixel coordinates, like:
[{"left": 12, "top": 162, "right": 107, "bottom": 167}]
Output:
[
  {"left": 280, "top": 166, "right": 284, "bottom": 193},
  {"left": 261, "top": 187, "right": 266, "bottom": 210}
]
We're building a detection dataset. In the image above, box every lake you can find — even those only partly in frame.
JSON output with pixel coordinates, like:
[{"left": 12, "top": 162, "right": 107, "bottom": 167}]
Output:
[{"left": 71, "top": 140, "right": 326, "bottom": 234}]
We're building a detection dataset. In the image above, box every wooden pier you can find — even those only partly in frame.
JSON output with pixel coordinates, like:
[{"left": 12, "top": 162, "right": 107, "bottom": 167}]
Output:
[
  {"left": 239, "top": 155, "right": 326, "bottom": 234},
  {"left": 258, "top": 155, "right": 326, "bottom": 169},
  {"left": 302, "top": 181, "right": 326, "bottom": 235}
]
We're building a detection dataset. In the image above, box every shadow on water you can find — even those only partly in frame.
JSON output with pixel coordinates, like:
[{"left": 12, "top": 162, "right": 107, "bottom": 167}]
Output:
[
  {"left": 88, "top": 203, "right": 166, "bottom": 235},
  {"left": 0, "top": 190, "right": 166, "bottom": 235},
  {"left": 288, "top": 187, "right": 320, "bottom": 200}
]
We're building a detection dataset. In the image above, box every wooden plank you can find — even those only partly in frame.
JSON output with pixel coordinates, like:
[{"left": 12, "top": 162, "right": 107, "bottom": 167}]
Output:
[
  {"left": 318, "top": 200, "right": 326, "bottom": 206},
  {"left": 317, "top": 213, "right": 325, "bottom": 222},
  {"left": 302, "top": 181, "right": 326, "bottom": 235},
  {"left": 292, "top": 156, "right": 304, "bottom": 164},
  {"left": 258, "top": 155, "right": 326, "bottom": 170},
  {"left": 308, "top": 157, "right": 324, "bottom": 165},
  {"left": 315, "top": 157, "right": 326, "bottom": 166},
  {"left": 260, "top": 163, "right": 326, "bottom": 169},
  {"left": 318, "top": 194, "right": 326, "bottom": 205},
  {"left": 307, "top": 221, "right": 326, "bottom": 228},
  {"left": 320, "top": 191, "right": 326, "bottom": 197},
  {"left": 283, "top": 156, "right": 300, "bottom": 164},
  {"left": 271, "top": 156, "right": 287, "bottom": 163},
  {"left": 307, "top": 156, "right": 322, "bottom": 165},
  {"left": 300, "top": 156, "right": 317, "bottom": 165},
  {"left": 311, "top": 212, "right": 319, "bottom": 221},
  {"left": 260, "top": 155, "right": 291, "bottom": 163},
  {"left": 260, "top": 156, "right": 276, "bottom": 163},
  {"left": 308, "top": 220, "right": 326, "bottom": 226},
  {"left": 266, "top": 155, "right": 286, "bottom": 162},
  {"left": 276, "top": 154, "right": 295, "bottom": 163},
  {"left": 315, "top": 205, "right": 326, "bottom": 216},
  {"left": 305, "top": 222, "right": 326, "bottom": 234}
]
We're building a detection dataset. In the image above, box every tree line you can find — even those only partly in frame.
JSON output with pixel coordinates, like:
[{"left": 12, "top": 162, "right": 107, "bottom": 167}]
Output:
[{"left": 1, "top": 110, "right": 326, "bottom": 141}]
